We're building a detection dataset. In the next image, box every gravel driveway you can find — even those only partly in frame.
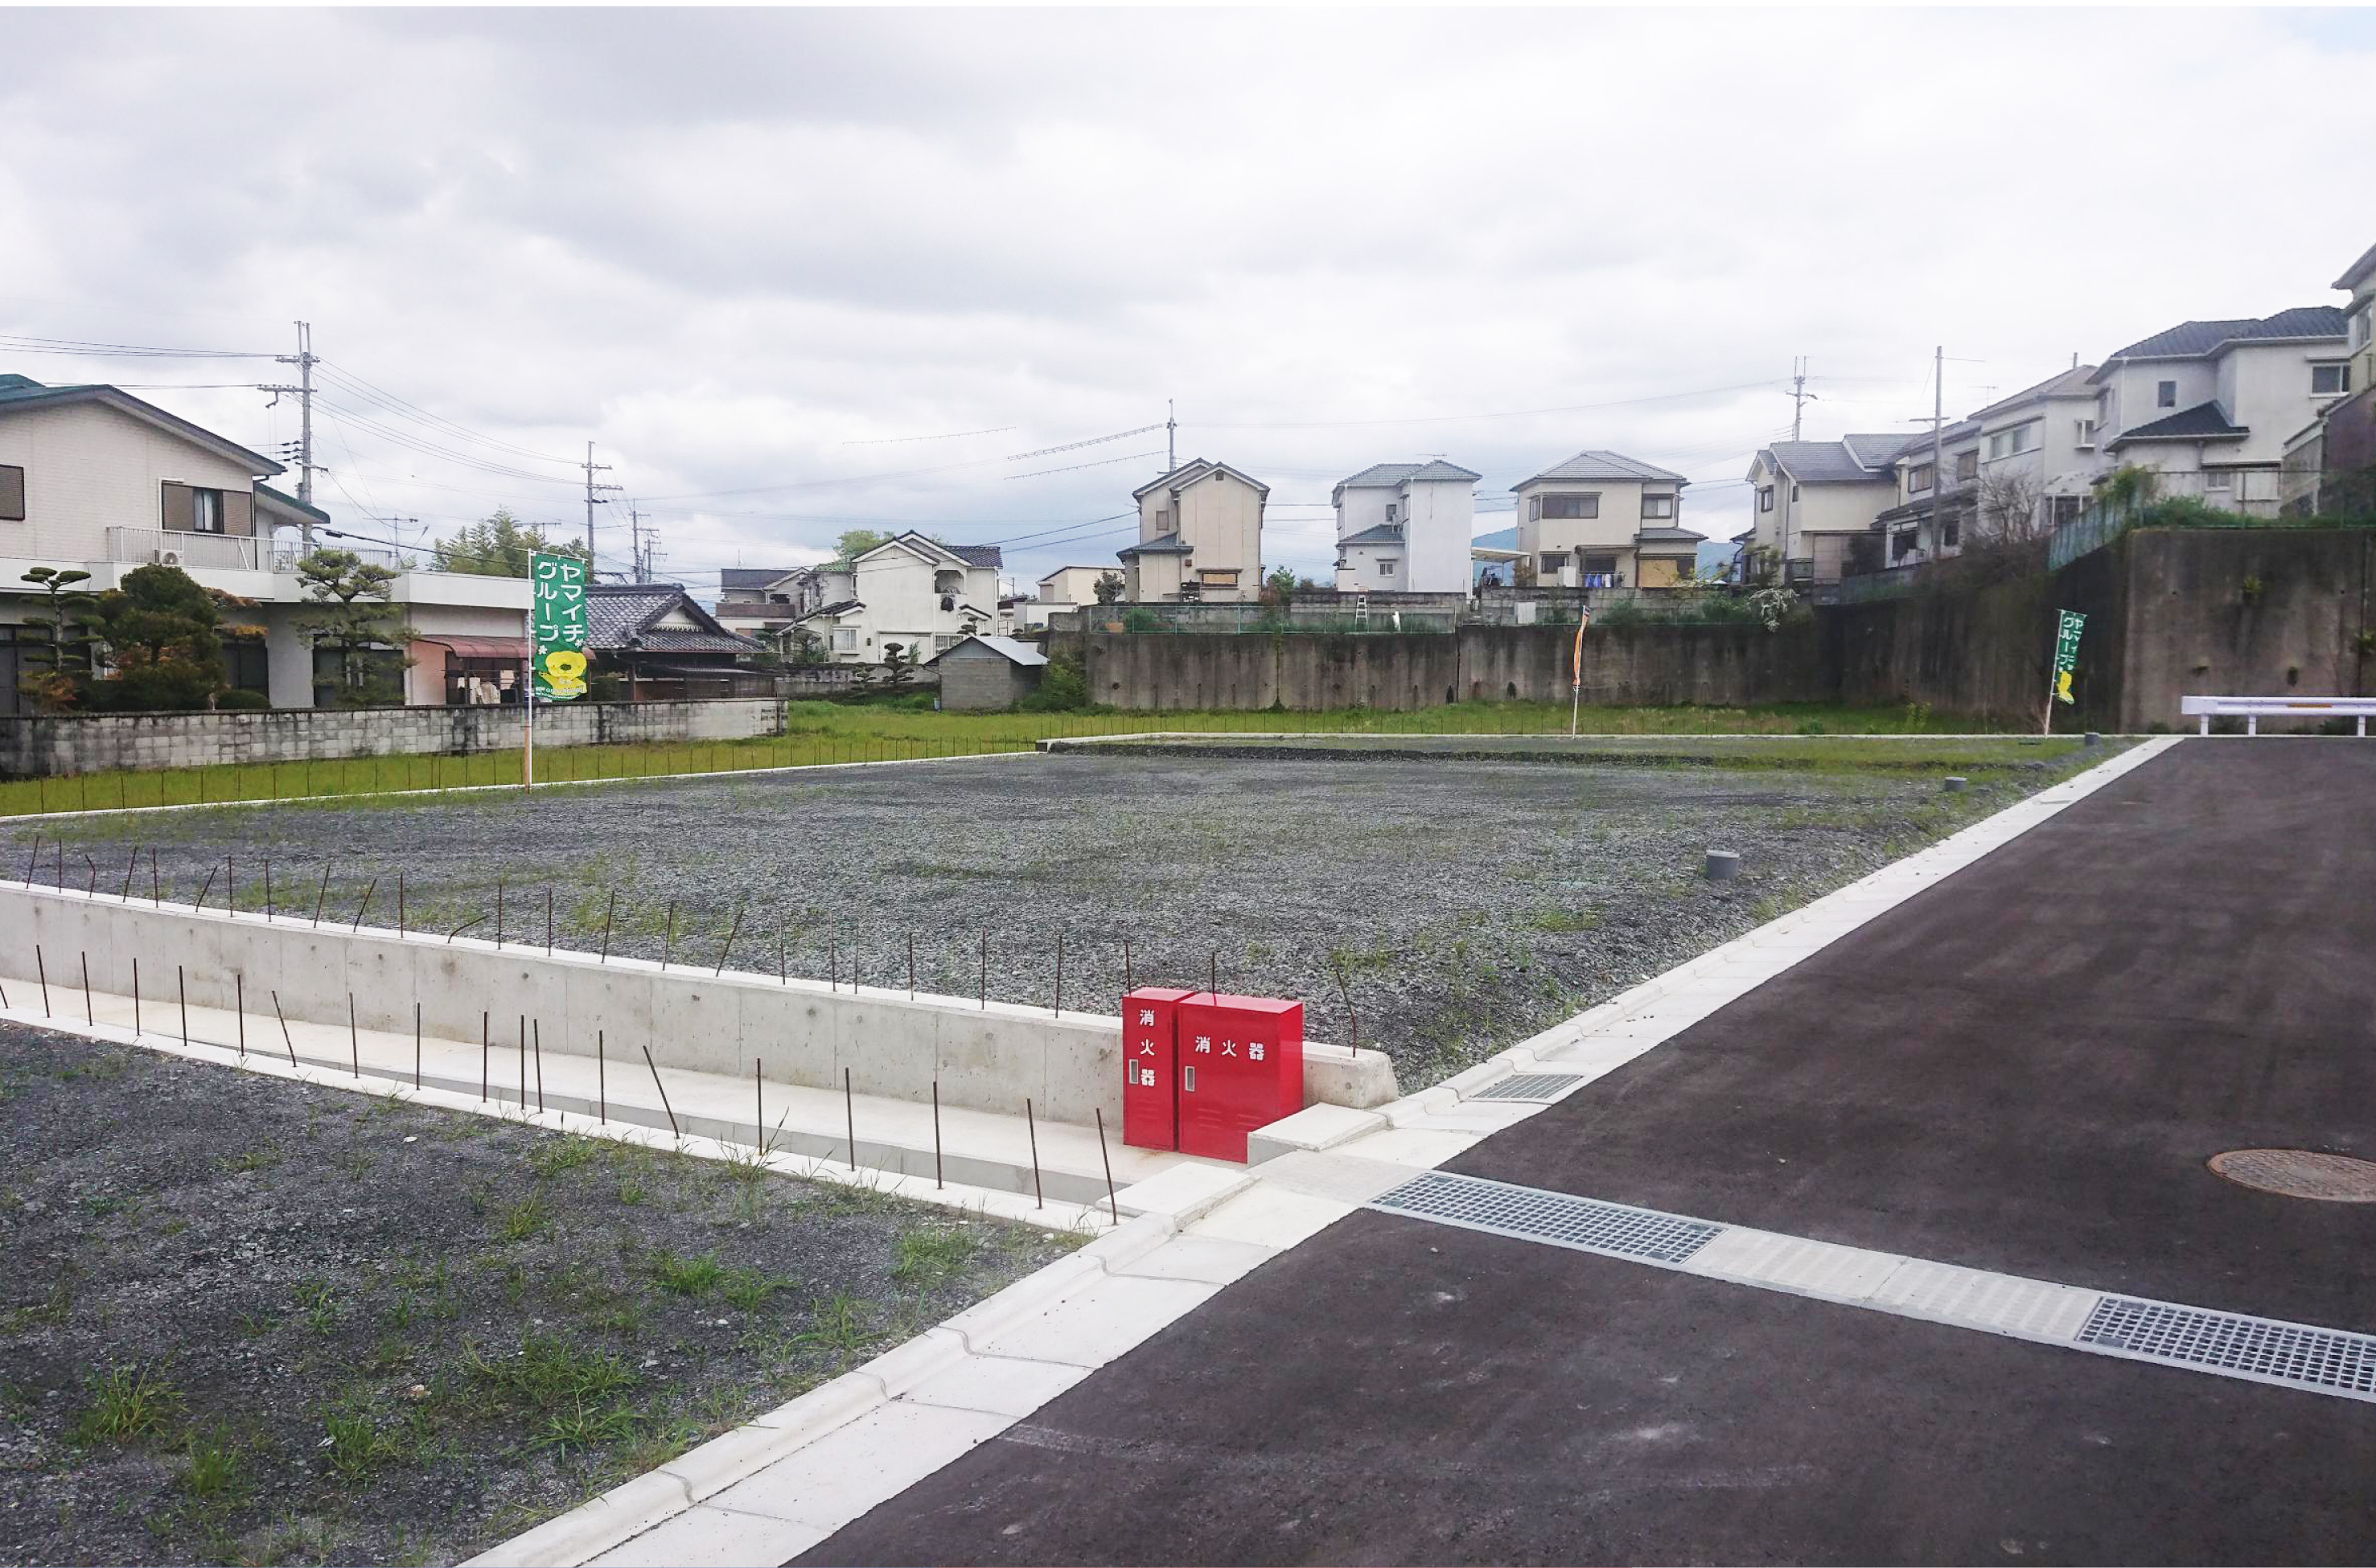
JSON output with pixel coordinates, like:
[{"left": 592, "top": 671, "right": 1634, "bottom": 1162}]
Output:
[{"left": 17, "top": 745, "right": 2115, "bottom": 1087}]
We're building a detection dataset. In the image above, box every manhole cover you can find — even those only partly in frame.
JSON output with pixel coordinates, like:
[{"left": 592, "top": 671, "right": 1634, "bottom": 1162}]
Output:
[{"left": 2208, "top": 1149, "right": 2376, "bottom": 1202}]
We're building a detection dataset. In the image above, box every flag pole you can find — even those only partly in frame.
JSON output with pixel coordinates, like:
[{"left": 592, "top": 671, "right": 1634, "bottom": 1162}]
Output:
[
  {"left": 2041, "top": 617, "right": 2057, "bottom": 737},
  {"left": 524, "top": 657, "right": 536, "bottom": 789}
]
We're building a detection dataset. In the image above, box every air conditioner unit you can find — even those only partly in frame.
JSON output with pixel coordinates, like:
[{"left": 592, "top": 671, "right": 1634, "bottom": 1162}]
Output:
[{"left": 153, "top": 548, "right": 185, "bottom": 567}]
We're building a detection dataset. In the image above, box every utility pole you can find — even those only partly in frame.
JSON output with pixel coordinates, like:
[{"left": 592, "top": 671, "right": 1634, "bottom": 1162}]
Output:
[
  {"left": 260, "top": 321, "right": 321, "bottom": 547},
  {"left": 1166, "top": 399, "right": 1176, "bottom": 474},
  {"left": 1931, "top": 344, "right": 1946, "bottom": 553},
  {"left": 1789, "top": 356, "right": 1815, "bottom": 441},
  {"left": 581, "top": 441, "right": 621, "bottom": 573}
]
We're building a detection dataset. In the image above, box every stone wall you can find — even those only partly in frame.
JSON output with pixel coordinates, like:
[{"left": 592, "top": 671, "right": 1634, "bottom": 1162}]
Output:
[{"left": 0, "top": 698, "right": 789, "bottom": 778}]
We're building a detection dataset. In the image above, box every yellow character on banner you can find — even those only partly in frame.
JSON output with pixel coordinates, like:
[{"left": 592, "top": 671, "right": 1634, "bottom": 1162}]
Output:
[
  {"left": 2055, "top": 668, "right": 2074, "bottom": 704},
  {"left": 541, "top": 649, "right": 589, "bottom": 700}
]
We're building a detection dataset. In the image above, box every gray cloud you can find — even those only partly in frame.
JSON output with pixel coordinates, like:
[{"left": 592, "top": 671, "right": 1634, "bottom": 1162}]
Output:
[{"left": 2, "top": 7, "right": 2368, "bottom": 586}]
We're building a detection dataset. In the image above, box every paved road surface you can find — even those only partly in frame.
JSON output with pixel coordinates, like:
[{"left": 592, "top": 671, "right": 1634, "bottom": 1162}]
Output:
[{"left": 800, "top": 741, "right": 2376, "bottom": 1565}]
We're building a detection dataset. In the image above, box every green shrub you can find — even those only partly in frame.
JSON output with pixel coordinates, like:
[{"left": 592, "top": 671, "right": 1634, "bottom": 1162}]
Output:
[
  {"left": 214, "top": 688, "right": 269, "bottom": 711},
  {"left": 1120, "top": 608, "right": 1161, "bottom": 634},
  {"left": 1020, "top": 653, "right": 1089, "bottom": 712}
]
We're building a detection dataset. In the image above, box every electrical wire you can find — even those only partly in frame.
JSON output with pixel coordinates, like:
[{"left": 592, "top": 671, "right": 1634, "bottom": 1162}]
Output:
[
  {"left": 0, "top": 334, "right": 273, "bottom": 359},
  {"left": 315, "top": 361, "right": 579, "bottom": 466}
]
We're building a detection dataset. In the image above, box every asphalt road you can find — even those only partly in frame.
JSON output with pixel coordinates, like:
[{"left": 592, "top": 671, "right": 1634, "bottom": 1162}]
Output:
[{"left": 798, "top": 740, "right": 2376, "bottom": 1565}]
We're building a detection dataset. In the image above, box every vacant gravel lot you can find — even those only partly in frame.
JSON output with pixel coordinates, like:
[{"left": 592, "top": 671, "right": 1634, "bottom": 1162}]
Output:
[
  {"left": 0, "top": 1024, "right": 1075, "bottom": 1568},
  {"left": 21, "top": 742, "right": 2118, "bottom": 1086}
]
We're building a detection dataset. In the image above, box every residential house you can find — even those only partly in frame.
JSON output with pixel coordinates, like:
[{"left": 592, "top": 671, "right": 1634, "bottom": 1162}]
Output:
[
  {"left": 795, "top": 531, "right": 1002, "bottom": 663},
  {"left": 1742, "top": 434, "right": 1904, "bottom": 585},
  {"left": 1511, "top": 450, "right": 1703, "bottom": 588},
  {"left": 713, "top": 566, "right": 813, "bottom": 646},
  {"left": 2089, "top": 305, "right": 2349, "bottom": 514},
  {"left": 1872, "top": 419, "right": 1981, "bottom": 569},
  {"left": 584, "top": 581, "right": 764, "bottom": 699},
  {"left": 2283, "top": 240, "right": 2376, "bottom": 516},
  {"left": 0, "top": 372, "right": 528, "bottom": 714},
  {"left": 1036, "top": 564, "right": 1118, "bottom": 607},
  {"left": 929, "top": 634, "right": 1046, "bottom": 711},
  {"left": 1120, "top": 458, "right": 1265, "bottom": 602},
  {"left": 1330, "top": 460, "right": 1480, "bottom": 593}
]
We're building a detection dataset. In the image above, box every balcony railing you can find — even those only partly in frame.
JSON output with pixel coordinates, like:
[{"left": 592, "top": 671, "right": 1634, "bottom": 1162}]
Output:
[
  {"left": 104, "top": 527, "right": 262, "bottom": 571},
  {"left": 272, "top": 544, "right": 405, "bottom": 572}
]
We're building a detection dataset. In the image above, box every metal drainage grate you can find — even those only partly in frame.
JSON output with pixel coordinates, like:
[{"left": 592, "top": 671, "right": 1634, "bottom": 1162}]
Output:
[
  {"left": 2208, "top": 1148, "right": 2376, "bottom": 1203},
  {"left": 1469, "top": 1073, "right": 1590, "bottom": 1103},
  {"left": 2077, "top": 1296, "right": 2376, "bottom": 1398},
  {"left": 1371, "top": 1171, "right": 1721, "bottom": 1266}
]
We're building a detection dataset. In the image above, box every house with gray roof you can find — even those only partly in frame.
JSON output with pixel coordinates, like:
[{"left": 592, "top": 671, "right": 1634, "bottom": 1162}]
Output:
[
  {"left": 0, "top": 372, "right": 533, "bottom": 712},
  {"left": 2284, "top": 239, "right": 2376, "bottom": 516},
  {"left": 1743, "top": 436, "right": 1905, "bottom": 585},
  {"left": 1330, "top": 458, "right": 1479, "bottom": 593},
  {"left": 1511, "top": 449, "right": 1701, "bottom": 589},
  {"left": 1121, "top": 458, "right": 1266, "bottom": 603},
  {"left": 793, "top": 530, "right": 1002, "bottom": 663},
  {"left": 2090, "top": 304, "right": 2348, "bottom": 515}
]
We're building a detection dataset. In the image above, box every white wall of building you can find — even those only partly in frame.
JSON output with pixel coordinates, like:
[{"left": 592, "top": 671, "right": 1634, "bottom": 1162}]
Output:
[
  {"left": 1400, "top": 478, "right": 1473, "bottom": 593},
  {"left": 0, "top": 400, "right": 260, "bottom": 562}
]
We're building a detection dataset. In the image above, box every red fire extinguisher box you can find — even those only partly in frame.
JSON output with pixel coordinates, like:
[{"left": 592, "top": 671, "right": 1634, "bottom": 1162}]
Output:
[
  {"left": 1174, "top": 993, "right": 1304, "bottom": 1163},
  {"left": 1120, "top": 987, "right": 1194, "bottom": 1152}
]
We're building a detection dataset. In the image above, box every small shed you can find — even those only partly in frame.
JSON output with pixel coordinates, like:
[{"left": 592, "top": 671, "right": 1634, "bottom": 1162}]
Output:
[{"left": 930, "top": 634, "right": 1046, "bottom": 710}]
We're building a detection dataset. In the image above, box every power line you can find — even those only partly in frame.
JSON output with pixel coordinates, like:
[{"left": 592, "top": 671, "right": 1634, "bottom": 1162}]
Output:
[
  {"left": 0, "top": 334, "right": 273, "bottom": 359},
  {"left": 842, "top": 425, "right": 1015, "bottom": 445},
  {"left": 1005, "top": 424, "right": 1165, "bottom": 461},
  {"left": 314, "top": 360, "right": 579, "bottom": 465},
  {"left": 1004, "top": 449, "right": 1165, "bottom": 482}
]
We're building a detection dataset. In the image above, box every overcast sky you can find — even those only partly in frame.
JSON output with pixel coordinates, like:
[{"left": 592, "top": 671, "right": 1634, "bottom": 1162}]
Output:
[{"left": 4, "top": 6, "right": 2371, "bottom": 594}]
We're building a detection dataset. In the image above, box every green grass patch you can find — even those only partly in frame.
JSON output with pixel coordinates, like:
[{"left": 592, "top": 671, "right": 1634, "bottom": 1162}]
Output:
[
  {"left": 70, "top": 1365, "right": 183, "bottom": 1447},
  {"left": 0, "top": 700, "right": 2022, "bottom": 821},
  {"left": 890, "top": 1227, "right": 978, "bottom": 1288},
  {"left": 462, "top": 1332, "right": 635, "bottom": 1414}
]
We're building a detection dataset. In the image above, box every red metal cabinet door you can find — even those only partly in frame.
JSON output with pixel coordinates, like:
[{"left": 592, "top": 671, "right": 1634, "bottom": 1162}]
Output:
[
  {"left": 1120, "top": 987, "right": 1193, "bottom": 1151},
  {"left": 1176, "top": 994, "right": 1305, "bottom": 1162}
]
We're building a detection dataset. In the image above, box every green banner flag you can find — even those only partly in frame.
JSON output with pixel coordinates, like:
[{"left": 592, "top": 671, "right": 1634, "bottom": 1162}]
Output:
[
  {"left": 529, "top": 552, "right": 589, "bottom": 702},
  {"left": 2052, "top": 609, "right": 2084, "bottom": 705}
]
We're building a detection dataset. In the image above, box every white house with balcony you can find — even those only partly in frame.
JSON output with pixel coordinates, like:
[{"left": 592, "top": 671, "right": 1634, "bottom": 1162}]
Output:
[
  {"left": 2088, "top": 306, "right": 2350, "bottom": 514},
  {"left": 1743, "top": 433, "right": 1904, "bottom": 585},
  {"left": 0, "top": 373, "right": 530, "bottom": 714},
  {"left": 793, "top": 531, "right": 1002, "bottom": 664},
  {"left": 1330, "top": 460, "right": 1479, "bottom": 593},
  {"left": 1120, "top": 458, "right": 1266, "bottom": 602}
]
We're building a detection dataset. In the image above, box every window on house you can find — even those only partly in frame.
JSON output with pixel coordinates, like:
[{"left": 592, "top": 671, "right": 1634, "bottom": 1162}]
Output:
[
  {"left": 2074, "top": 419, "right": 2098, "bottom": 449},
  {"left": 191, "top": 489, "right": 224, "bottom": 533},
  {"left": 1378, "top": 559, "right": 1398, "bottom": 577},
  {"left": 1955, "top": 451, "right": 1979, "bottom": 482},
  {"left": 2053, "top": 495, "right": 2084, "bottom": 527},
  {"left": 2353, "top": 307, "right": 2372, "bottom": 351},
  {"left": 1942, "top": 515, "right": 1961, "bottom": 548},
  {"left": 1385, "top": 503, "right": 1398, "bottom": 523},
  {"left": 833, "top": 629, "right": 857, "bottom": 651},
  {"left": 1198, "top": 569, "right": 1239, "bottom": 587},
  {"left": 0, "top": 463, "right": 23, "bottom": 522},
  {"left": 1641, "top": 494, "right": 1675, "bottom": 519},
  {"left": 1582, "top": 553, "right": 1620, "bottom": 578},
  {"left": 2156, "top": 380, "right": 2178, "bottom": 408},
  {"left": 2312, "top": 363, "right": 2352, "bottom": 396},
  {"left": 1539, "top": 552, "right": 1570, "bottom": 575},
  {"left": 1155, "top": 508, "right": 1173, "bottom": 529},
  {"left": 2205, "top": 470, "right": 2234, "bottom": 490},
  {"left": 1541, "top": 494, "right": 1598, "bottom": 519},
  {"left": 1891, "top": 527, "right": 1919, "bottom": 561},
  {"left": 1757, "top": 486, "right": 1775, "bottom": 513},
  {"left": 1908, "top": 463, "right": 1934, "bottom": 493},
  {"left": 1789, "top": 484, "right": 1799, "bottom": 502},
  {"left": 935, "top": 634, "right": 957, "bottom": 651}
]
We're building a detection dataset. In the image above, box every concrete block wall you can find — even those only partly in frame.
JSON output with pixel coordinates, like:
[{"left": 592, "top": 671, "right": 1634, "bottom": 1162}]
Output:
[
  {"left": 0, "top": 699, "right": 789, "bottom": 778},
  {"left": 0, "top": 882, "right": 1399, "bottom": 1125}
]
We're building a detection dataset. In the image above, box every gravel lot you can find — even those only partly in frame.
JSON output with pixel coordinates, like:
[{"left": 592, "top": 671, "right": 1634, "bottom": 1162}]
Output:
[
  {"left": 19, "top": 741, "right": 2120, "bottom": 1087},
  {"left": 0, "top": 1024, "right": 1075, "bottom": 1568}
]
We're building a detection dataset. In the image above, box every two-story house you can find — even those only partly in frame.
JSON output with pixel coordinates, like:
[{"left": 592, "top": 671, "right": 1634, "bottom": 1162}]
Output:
[
  {"left": 1329, "top": 460, "right": 1480, "bottom": 593},
  {"left": 2090, "top": 305, "right": 2349, "bottom": 514},
  {"left": 1511, "top": 449, "right": 1701, "bottom": 588},
  {"left": 714, "top": 566, "right": 814, "bottom": 647},
  {"left": 795, "top": 532, "right": 1002, "bottom": 663},
  {"left": 0, "top": 373, "right": 528, "bottom": 714},
  {"left": 2284, "top": 240, "right": 2376, "bottom": 516},
  {"left": 1742, "top": 434, "right": 1905, "bottom": 585},
  {"left": 1118, "top": 458, "right": 1265, "bottom": 602}
]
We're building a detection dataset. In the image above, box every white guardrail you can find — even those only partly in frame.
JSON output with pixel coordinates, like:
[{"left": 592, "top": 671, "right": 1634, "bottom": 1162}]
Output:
[{"left": 2180, "top": 695, "right": 2376, "bottom": 736}]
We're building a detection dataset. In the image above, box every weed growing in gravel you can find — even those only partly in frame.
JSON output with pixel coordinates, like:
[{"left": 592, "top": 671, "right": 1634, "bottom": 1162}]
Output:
[
  {"left": 464, "top": 1333, "right": 635, "bottom": 1414},
  {"left": 2, "top": 1282, "right": 72, "bottom": 1332},
  {"left": 70, "top": 1365, "right": 183, "bottom": 1446},
  {"left": 528, "top": 1136, "right": 601, "bottom": 1180},
  {"left": 718, "top": 1269, "right": 787, "bottom": 1312},
  {"left": 536, "top": 1399, "right": 642, "bottom": 1455},
  {"left": 323, "top": 1398, "right": 401, "bottom": 1482},
  {"left": 497, "top": 1195, "right": 554, "bottom": 1242},
  {"left": 1527, "top": 908, "right": 1600, "bottom": 934},
  {"left": 793, "top": 1294, "right": 873, "bottom": 1359},
  {"left": 891, "top": 1227, "right": 978, "bottom": 1287},
  {"left": 294, "top": 1280, "right": 338, "bottom": 1334},
  {"left": 180, "top": 1427, "right": 245, "bottom": 1502},
  {"left": 648, "top": 1250, "right": 726, "bottom": 1297}
]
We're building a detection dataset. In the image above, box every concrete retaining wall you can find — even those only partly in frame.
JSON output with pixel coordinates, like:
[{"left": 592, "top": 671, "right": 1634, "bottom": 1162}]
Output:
[
  {"left": 0, "top": 698, "right": 790, "bottom": 778},
  {"left": 0, "top": 882, "right": 1398, "bottom": 1124},
  {"left": 1070, "top": 623, "right": 1831, "bottom": 712}
]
